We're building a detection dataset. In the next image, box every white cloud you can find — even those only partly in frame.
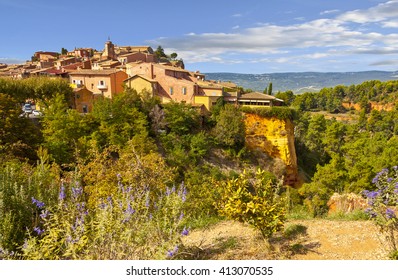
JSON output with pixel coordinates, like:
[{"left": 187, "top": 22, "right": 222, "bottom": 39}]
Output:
[
  {"left": 370, "top": 59, "right": 398, "bottom": 66},
  {"left": 320, "top": 9, "right": 340, "bottom": 15},
  {"left": 150, "top": 1, "right": 398, "bottom": 71},
  {"left": 338, "top": 0, "right": 398, "bottom": 24},
  {"left": 382, "top": 20, "right": 398, "bottom": 27},
  {"left": 0, "top": 57, "right": 25, "bottom": 64}
]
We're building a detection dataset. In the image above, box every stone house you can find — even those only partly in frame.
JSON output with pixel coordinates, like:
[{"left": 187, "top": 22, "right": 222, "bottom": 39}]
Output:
[{"left": 69, "top": 69, "right": 127, "bottom": 99}]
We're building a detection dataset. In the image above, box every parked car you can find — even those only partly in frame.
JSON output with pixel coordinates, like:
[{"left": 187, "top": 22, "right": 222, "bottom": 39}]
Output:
[
  {"left": 23, "top": 103, "right": 33, "bottom": 114},
  {"left": 32, "top": 110, "right": 43, "bottom": 116}
]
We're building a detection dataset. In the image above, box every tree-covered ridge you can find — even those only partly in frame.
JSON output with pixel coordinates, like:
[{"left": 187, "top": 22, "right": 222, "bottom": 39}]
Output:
[
  {"left": 276, "top": 79, "right": 398, "bottom": 112},
  {"left": 292, "top": 80, "right": 398, "bottom": 216}
]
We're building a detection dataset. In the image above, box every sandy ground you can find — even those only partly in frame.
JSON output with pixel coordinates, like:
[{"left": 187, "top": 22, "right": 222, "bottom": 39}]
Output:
[{"left": 181, "top": 219, "right": 388, "bottom": 260}]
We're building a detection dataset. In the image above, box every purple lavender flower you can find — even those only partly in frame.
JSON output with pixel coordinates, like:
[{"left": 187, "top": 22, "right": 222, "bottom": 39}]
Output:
[
  {"left": 366, "top": 191, "right": 379, "bottom": 199},
  {"left": 393, "top": 166, "right": 398, "bottom": 171},
  {"left": 181, "top": 227, "right": 189, "bottom": 236},
  {"left": 179, "top": 212, "right": 184, "bottom": 221},
  {"left": 31, "top": 197, "right": 45, "bottom": 209},
  {"left": 107, "top": 196, "right": 113, "bottom": 207},
  {"left": 33, "top": 227, "right": 44, "bottom": 235},
  {"left": 72, "top": 185, "right": 83, "bottom": 200},
  {"left": 125, "top": 203, "right": 135, "bottom": 215},
  {"left": 382, "top": 168, "right": 389, "bottom": 174},
  {"left": 39, "top": 209, "right": 49, "bottom": 220},
  {"left": 59, "top": 184, "right": 66, "bottom": 201},
  {"left": 365, "top": 208, "right": 377, "bottom": 218},
  {"left": 178, "top": 182, "right": 187, "bottom": 202},
  {"left": 387, "top": 177, "right": 393, "bottom": 183},
  {"left": 166, "top": 245, "right": 179, "bottom": 258},
  {"left": 386, "top": 208, "right": 396, "bottom": 219}
]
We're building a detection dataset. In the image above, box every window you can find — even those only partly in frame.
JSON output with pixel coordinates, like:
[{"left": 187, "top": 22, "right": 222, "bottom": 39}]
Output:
[
  {"left": 82, "top": 105, "right": 88, "bottom": 113},
  {"left": 169, "top": 87, "right": 173, "bottom": 95},
  {"left": 99, "top": 80, "right": 105, "bottom": 85},
  {"left": 182, "top": 87, "right": 187, "bottom": 95}
]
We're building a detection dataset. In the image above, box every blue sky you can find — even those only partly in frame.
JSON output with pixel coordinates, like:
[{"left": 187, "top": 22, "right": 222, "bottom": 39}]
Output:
[{"left": 1, "top": 0, "right": 398, "bottom": 73}]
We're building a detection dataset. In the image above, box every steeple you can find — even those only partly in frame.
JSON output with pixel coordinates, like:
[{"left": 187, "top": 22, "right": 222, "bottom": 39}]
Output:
[{"left": 102, "top": 39, "right": 116, "bottom": 60}]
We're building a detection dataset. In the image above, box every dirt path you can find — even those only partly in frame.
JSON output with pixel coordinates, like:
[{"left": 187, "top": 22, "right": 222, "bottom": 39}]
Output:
[
  {"left": 288, "top": 220, "right": 386, "bottom": 260},
  {"left": 181, "top": 219, "right": 388, "bottom": 260}
]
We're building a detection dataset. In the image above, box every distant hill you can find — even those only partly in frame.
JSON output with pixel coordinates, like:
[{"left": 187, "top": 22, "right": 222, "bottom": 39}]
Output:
[{"left": 205, "top": 71, "right": 398, "bottom": 94}]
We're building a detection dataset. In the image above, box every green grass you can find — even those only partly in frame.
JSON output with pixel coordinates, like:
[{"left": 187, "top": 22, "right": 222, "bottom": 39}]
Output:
[
  {"left": 283, "top": 224, "right": 308, "bottom": 239},
  {"left": 187, "top": 214, "right": 224, "bottom": 230},
  {"left": 286, "top": 205, "right": 313, "bottom": 220},
  {"left": 326, "top": 210, "right": 370, "bottom": 221}
]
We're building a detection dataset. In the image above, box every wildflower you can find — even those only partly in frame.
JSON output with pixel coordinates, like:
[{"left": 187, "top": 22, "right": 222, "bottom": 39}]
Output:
[
  {"left": 99, "top": 201, "right": 107, "bottom": 209},
  {"left": 145, "top": 196, "right": 150, "bottom": 208},
  {"left": 59, "top": 184, "right": 66, "bottom": 201},
  {"left": 31, "top": 197, "right": 45, "bottom": 209},
  {"left": 181, "top": 227, "right": 189, "bottom": 236},
  {"left": 22, "top": 240, "right": 28, "bottom": 250},
  {"left": 33, "top": 227, "right": 44, "bottom": 235},
  {"left": 39, "top": 209, "right": 49, "bottom": 220},
  {"left": 365, "top": 208, "right": 377, "bottom": 218},
  {"left": 393, "top": 166, "right": 398, "bottom": 171},
  {"left": 366, "top": 191, "right": 379, "bottom": 199},
  {"left": 125, "top": 203, "right": 135, "bottom": 215},
  {"left": 166, "top": 245, "right": 179, "bottom": 258},
  {"left": 387, "top": 177, "right": 393, "bottom": 183},
  {"left": 178, "top": 182, "right": 187, "bottom": 202},
  {"left": 107, "top": 196, "right": 113, "bottom": 207},
  {"left": 72, "top": 185, "right": 83, "bottom": 199},
  {"left": 179, "top": 212, "right": 184, "bottom": 221},
  {"left": 386, "top": 208, "right": 396, "bottom": 219},
  {"left": 382, "top": 168, "right": 389, "bottom": 174}
]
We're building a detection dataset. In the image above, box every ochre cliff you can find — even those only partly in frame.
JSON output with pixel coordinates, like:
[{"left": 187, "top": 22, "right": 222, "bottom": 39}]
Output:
[{"left": 244, "top": 113, "right": 298, "bottom": 186}]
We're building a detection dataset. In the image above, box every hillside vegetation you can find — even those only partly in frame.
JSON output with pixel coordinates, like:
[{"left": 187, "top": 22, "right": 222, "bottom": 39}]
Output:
[{"left": 0, "top": 77, "right": 397, "bottom": 260}]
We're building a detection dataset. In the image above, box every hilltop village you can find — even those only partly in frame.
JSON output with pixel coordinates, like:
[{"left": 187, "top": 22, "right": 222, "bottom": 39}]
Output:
[{"left": 0, "top": 40, "right": 283, "bottom": 113}]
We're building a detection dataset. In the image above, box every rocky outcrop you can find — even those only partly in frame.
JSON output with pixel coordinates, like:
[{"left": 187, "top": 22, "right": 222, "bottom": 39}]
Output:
[
  {"left": 342, "top": 101, "right": 395, "bottom": 111},
  {"left": 244, "top": 113, "right": 298, "bottom": 186}
]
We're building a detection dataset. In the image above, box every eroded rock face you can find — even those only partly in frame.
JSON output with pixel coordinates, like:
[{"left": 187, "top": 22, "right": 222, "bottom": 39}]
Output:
[
  {"left": 327, "top": 193, "right": 367, "bottom": 214},
  {"left": 244, "top": 113, "right": 298, "bottom": 186}
]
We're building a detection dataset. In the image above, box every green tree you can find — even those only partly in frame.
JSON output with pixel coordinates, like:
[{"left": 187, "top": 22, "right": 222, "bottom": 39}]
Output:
[
  {"left": 275, "top": 90, "right": 295, "bottom": 106},
  {"left": 170, "top": 52, "right": 178, "bottom": 60},
  {"left": 154, "top": 46, "right": 167, "bottom": 60},
  {"left": 268, "top": 82, "right": 273, "bottom": 95},
  {"left": 0, "top": 93, "right": 41, "bottom": 159},
  {"left": 213, "top": 104, "right": 245, "bottom": 150},
  {"left": 42, "top": 93, "right": 96, "bottom": 165},
  {"left": 217, "top": 169, "right": 286, "bottom": 239}
]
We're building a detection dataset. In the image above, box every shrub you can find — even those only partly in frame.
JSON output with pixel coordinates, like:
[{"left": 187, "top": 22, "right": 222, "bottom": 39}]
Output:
[
  {"left": 21, "top": 174, "right": 187, "bottom": 260},
  {"left": 217, "top": 169, "right": 286, "bottom": 239},
  {"left": 363, "top": 167, "right": 398, "bottom": 259},
  {"left": 0, "top": 151, "right": 60, "bottom": 256}
]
